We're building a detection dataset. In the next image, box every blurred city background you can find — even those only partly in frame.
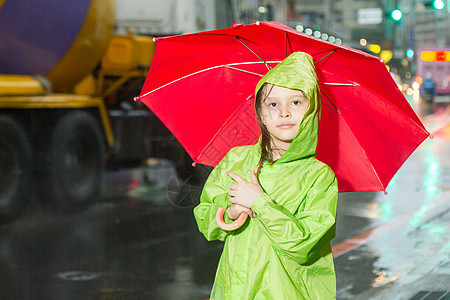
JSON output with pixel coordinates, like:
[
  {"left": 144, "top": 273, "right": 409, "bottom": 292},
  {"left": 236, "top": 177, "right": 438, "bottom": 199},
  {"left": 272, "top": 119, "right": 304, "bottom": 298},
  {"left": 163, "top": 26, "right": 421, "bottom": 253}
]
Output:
[{"left": 0, "top": 0, "right": 448, "bottom": 299}]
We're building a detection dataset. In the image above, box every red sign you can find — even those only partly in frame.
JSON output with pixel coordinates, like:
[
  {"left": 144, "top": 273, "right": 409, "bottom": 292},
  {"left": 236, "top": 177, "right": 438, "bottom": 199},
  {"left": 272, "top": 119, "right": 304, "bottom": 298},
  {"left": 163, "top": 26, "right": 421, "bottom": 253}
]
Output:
[{"left": 436, "top": 51, "right": 445, "bottom": 62}]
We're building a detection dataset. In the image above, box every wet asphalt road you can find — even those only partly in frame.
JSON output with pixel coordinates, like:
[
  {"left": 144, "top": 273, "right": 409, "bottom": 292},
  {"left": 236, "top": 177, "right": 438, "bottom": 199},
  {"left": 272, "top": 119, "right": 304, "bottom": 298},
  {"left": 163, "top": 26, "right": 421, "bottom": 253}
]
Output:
[
  {"left": 0, "top": 161, "right": 218, "bottom": 300},
  {"left": 0, "top": 100, "right": 448, "bottom": 300}
]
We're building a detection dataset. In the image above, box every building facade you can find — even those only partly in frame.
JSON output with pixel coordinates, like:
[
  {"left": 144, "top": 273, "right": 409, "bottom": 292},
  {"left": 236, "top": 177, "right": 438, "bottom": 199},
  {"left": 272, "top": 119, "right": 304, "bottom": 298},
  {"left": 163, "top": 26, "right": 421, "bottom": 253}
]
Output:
[{"left": 233, "top": 0, "right": 386, "bottom": 47}]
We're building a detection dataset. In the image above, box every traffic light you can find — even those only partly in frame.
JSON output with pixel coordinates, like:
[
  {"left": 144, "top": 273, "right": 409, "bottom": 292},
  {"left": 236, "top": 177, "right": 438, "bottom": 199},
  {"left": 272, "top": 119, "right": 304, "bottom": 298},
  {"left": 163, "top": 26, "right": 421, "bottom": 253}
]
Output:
[
  {"left": 390, "top": 9, "right": 403, "bottom": 21},
  {"left": 434, "top": 0, "right": 445, "bottom": 9},
  {"left": 424, "top": 0, "right": 445, "bottom": 9},
  {"left": 406, "top": 48, "right": 414, "bottom": 61}
]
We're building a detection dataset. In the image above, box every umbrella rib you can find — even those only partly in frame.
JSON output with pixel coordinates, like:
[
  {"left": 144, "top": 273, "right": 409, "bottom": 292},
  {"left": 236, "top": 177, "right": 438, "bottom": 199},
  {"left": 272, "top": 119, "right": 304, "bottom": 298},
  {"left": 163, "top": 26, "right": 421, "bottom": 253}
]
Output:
[
  {"left": 318, "top": 81, "right": 359, "bottom": 114},
  {"left": 314, "top": 49, "right": 338, "bottom": 65},
  {"left": 284, "top": 32, "right": 293, "bottom": 57},
  {"left": 319, "top": 67, "right": 429, "bottom": 137},
  {"left": 236, "top": 37, "right": 271, "bottom": 71},
  {"left": 224, "top": 65, "right": 265, "bottom": 77},
  {"left": 322, "top": 80, "right": 429, "bottom": 136},
  {"left": 285, "top": 32, "right": 287, "bottom": 57},
  {"left": 137, "top": 63, "right": 252, "bottom": 99},
  {"left": 320, "top": 82, "right": 359, "bottom": 86},
  {"left": 196, "top": 93, "right": 255, "bottom": 164},
  {"left": 320, "top": 91, "right": 339, "bottom": 113},
  {"left": 137, "top": 61, "right": 281, "bottom": 99},
  {"left": 137, "top": 65, "right": 224, "bottom": 99},
  {"left": 369, "top": 163, "right": 388, "bottom": 193},
  {"left": 320, "top": 69, "right": 360, "bottom": 86}
]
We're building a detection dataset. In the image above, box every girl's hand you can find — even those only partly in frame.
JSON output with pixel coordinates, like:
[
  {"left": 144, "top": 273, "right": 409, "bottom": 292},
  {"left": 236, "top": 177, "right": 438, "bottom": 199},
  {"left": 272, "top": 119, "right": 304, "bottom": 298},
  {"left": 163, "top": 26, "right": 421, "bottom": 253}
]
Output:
[
  {"left": 226, "top": 170, "right": 264, "bottom": 209},
  {"left": 226, "top": 204, "right": 256, "bottom": 220}
]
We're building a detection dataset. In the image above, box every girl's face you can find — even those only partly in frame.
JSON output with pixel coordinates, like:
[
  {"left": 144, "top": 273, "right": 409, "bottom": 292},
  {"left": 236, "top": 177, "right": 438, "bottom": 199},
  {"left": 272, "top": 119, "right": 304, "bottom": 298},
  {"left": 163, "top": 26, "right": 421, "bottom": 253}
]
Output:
[{"left": 260, "top": 84, "right": 310, "bottom": 150}]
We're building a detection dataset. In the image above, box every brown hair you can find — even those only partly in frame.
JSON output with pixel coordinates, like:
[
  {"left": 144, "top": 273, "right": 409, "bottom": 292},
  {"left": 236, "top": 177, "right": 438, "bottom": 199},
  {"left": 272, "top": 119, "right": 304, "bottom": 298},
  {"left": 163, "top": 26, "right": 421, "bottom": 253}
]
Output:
[{"left": 255, "top": 83, "right": 274, "bottom": 164}]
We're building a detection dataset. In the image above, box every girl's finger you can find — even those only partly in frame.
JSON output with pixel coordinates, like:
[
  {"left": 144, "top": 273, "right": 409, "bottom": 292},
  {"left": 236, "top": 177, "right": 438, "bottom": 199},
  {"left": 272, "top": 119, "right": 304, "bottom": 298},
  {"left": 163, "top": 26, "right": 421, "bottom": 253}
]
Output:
[
  {"left": 226, "top": 172, "right": 245, "bottom": 184},
  {"left": 229, "top": 184, "right": 238, "bottom": 190},
  {"left": 232, "top": 204, "right": 250, "bottom": 214},
  {"left": 250, "top": 170, "right": 259, "bottom": 184},
  {"left": 228, "top": 189, "right": 236, "bottom": 197}
]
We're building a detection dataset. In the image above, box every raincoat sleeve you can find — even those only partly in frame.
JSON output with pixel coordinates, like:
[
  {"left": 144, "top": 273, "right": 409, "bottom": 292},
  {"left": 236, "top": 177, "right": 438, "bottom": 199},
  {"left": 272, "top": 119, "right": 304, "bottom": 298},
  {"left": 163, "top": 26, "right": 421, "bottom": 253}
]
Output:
[
  {"left": 193, "top": 153, "right": 234, "bottom": 242},
  {"left": 251, "top": 165, "right": 338, "bottom": 265}
]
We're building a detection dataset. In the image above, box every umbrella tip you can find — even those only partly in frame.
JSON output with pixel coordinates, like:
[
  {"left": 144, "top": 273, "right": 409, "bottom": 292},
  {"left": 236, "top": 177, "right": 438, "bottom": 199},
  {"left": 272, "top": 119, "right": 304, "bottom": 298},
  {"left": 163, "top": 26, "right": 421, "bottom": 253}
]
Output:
[
  {"left": 232, "top": 22, "right": 242, "bottom": 28},
  {"left": 192, "top": 162, "right": 197, "bottom": 167},
  {"left": 384, "top": 190, "right": 388, "bottom": 195},
  {"left": 429, "top": 134, "right": 434, "bottom": 139},
  {"left": 256, "top": 21, "right": 261, "bottom": 25},
  {"left": 153, "top": 37, "right": 157, "bottom": 42},
  {"left": 133, "top": 96, "right": 140, "bottom": 101}
]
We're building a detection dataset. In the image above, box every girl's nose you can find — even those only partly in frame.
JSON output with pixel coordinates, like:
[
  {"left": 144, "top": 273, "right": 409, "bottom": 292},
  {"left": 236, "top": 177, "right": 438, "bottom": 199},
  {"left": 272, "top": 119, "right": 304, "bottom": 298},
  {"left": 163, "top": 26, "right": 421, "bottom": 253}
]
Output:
[{"left": 279, "top": 109, "right": 291, "bottom": 118}]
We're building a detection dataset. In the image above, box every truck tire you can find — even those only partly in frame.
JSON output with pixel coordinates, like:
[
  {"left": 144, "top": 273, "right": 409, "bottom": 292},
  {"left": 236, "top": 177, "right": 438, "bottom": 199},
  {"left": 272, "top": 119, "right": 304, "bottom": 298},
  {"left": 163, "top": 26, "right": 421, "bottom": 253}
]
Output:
[
  {"left": 47, "top": 111, "right": 105, "bottom": 210},
  {"left": 0, "top": 115, "right": 32, "bottom": 217}
]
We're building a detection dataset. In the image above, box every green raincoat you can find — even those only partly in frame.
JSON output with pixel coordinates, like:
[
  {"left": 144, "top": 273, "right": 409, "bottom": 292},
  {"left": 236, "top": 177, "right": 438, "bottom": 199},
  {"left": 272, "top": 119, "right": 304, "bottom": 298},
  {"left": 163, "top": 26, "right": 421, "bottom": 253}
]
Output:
[{"left": 194, "top": 52, "right": 338, "bottom": 299}]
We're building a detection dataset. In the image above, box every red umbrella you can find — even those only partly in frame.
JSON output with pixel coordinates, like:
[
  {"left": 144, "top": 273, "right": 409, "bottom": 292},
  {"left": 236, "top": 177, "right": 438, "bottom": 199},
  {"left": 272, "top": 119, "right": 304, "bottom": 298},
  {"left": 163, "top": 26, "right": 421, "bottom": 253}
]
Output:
[{"left": 136, "top": 21, "right": 430, "bottom": 193}]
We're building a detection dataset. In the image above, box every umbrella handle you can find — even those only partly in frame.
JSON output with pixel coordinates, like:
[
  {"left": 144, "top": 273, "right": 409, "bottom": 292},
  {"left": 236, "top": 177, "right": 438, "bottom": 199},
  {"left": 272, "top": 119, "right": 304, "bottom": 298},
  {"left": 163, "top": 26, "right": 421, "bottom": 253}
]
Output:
[{"left": 215, "top": 207, "right": 248, "bottom": 231}]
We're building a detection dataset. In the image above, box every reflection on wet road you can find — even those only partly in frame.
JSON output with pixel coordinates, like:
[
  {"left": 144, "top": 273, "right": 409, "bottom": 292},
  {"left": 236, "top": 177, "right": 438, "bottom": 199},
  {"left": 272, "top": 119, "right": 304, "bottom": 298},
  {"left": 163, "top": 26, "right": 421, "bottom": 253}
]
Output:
[
  {"left": 333, "top": 102, "right": 450, "bottom": 299},
  {"left": 0, "top": 101, "right": 448, "bottom": 299},
  {"left": 0, "top": 160, "right": 219, "bottom": 299}
]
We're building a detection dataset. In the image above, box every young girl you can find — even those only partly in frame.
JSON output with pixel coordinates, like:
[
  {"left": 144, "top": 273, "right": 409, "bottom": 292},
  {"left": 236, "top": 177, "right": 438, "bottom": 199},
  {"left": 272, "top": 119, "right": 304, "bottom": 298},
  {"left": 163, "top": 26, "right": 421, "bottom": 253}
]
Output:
[{"left": 194, "top": 52, "right": 338, "bottom": 299}]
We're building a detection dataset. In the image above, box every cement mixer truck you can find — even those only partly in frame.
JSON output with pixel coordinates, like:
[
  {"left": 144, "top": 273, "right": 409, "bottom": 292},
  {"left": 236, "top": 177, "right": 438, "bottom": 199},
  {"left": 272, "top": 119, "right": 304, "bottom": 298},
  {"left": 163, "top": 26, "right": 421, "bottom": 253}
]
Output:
[{"left": 0, "top": 0, "right": 234, "bottom": 216}]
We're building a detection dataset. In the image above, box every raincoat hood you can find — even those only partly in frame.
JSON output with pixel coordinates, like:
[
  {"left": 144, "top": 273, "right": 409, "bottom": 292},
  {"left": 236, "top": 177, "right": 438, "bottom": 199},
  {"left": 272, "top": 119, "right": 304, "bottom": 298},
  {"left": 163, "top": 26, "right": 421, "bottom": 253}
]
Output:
[{"left": 255, "top": 52, "right": 321, "bottom": 163}]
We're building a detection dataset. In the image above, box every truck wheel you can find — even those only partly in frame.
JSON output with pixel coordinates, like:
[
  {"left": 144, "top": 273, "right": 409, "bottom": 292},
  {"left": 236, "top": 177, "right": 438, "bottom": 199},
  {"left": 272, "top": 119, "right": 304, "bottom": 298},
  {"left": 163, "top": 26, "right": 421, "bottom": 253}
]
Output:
[
  {"left": 48, "top": 111, "right": 105, "bottom": 210},
  {"left": 0, "top": 115, "right": 32, "bottom": 217}
]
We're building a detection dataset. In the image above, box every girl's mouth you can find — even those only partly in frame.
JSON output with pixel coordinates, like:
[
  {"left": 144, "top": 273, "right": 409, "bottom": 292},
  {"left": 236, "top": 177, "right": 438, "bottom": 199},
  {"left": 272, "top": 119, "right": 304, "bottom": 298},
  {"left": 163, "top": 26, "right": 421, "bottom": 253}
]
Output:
[{"left": 277, "top": 124, "right": 295, "bottom": 129}]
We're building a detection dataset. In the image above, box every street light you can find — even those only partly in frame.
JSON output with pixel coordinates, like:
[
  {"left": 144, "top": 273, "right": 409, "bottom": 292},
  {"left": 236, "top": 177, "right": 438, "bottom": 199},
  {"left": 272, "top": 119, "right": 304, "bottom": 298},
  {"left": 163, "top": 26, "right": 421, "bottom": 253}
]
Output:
[{"left": 295, "top": 25, "right": 304, "bottom": 32}]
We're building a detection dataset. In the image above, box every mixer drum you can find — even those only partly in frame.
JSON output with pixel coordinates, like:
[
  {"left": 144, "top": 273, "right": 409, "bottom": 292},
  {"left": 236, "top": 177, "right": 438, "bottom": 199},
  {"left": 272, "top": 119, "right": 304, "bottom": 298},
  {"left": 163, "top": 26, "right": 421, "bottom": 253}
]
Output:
[{"left": 0, "top": 0, "right": 115, "bottom": 92}]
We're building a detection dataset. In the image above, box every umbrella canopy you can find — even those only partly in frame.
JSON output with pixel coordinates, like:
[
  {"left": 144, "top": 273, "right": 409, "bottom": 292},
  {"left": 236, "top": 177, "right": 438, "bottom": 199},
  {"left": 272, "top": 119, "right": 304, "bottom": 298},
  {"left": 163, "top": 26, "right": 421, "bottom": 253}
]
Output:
[{"left": 136, "top": 21, "right": 430, "bottom": 193}]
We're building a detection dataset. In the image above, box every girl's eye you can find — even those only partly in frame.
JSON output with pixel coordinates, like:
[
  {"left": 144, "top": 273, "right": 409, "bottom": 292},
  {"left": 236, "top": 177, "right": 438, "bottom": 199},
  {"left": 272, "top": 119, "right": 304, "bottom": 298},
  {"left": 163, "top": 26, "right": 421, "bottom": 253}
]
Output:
[
  {"left": 292, "top": 100, "right": 301, "bottom": 105},
  {"left": 268, "top": 103, "right": 277, "bottom": 108}
]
